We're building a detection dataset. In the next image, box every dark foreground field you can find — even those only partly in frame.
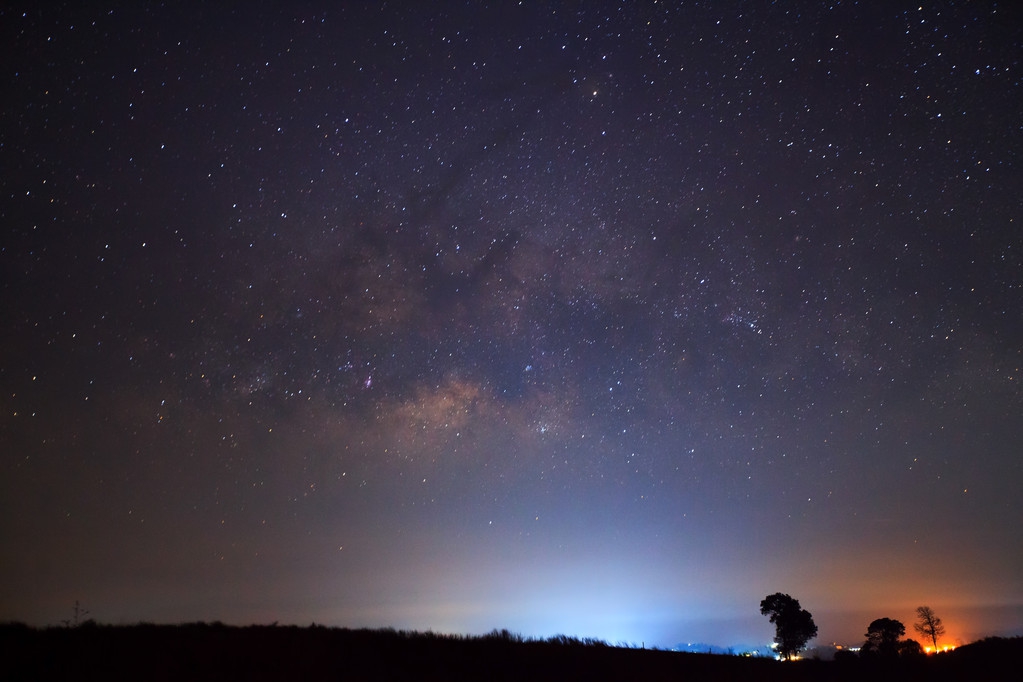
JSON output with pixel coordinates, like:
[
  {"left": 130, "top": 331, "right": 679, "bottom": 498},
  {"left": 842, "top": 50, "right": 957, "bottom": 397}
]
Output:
[{"left": 2, "top": 622, "right": 1019, "bottom": 681}]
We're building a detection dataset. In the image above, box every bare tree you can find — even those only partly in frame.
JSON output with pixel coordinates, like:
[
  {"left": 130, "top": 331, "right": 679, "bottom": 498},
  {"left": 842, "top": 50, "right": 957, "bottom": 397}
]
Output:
[
  {"left": 914, "top": 606, "right": 945, "bottom": 652},
  {"left": 61, "top": 600, "right": 90, "bottom": 628}
]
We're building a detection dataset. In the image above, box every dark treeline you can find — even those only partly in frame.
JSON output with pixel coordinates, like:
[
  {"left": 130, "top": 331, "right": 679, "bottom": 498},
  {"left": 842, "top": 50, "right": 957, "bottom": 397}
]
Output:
[{"left": 1, "top": 621, "right": 1020, "bottom": 681}]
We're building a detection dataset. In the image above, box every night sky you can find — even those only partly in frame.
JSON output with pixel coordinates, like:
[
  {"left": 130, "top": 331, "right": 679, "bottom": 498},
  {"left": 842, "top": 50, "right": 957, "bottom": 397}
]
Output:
[{"left": 2, "top": 2, "right": 1021, "bottom": 649}]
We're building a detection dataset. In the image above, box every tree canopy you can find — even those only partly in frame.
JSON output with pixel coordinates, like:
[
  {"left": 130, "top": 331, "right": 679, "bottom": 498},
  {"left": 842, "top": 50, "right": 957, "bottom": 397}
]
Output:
[
  {"left": 759, "top": 593, "right": 818, "bottom": 660},
  {"left": 863, "top": 617, "right": 905, "bottom": 657}
]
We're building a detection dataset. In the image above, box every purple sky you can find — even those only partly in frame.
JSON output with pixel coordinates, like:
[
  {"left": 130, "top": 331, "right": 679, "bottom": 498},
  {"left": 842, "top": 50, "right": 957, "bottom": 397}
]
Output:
[{"left": 2, "top": 1, "right": 1021, "bottom": 648}]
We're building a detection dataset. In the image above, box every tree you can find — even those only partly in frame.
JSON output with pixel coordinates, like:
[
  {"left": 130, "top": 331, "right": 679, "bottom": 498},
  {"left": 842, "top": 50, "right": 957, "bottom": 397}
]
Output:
[
  {"left": 759, "top": 593, "right": 818, "bottom": 660},
  {"left": 914, "top": 606, "right": 945, "bottom": 652},
  {"left": 863, "top": 617, "right": 905, "bottom": 657},
  {"left": 898, "top": 638, "right": 924, "bottom": 657}
]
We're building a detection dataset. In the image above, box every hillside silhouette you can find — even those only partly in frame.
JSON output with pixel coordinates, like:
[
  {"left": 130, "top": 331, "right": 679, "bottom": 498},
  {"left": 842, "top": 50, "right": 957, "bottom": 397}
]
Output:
[{"left": 2, "top": 622, "right": 1020, "bottom": 681}]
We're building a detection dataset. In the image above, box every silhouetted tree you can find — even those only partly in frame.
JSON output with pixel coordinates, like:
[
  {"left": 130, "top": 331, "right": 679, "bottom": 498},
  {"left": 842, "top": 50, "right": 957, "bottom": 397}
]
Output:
[
  {"left": 61, "top": 600, "right": 90, "bottom": 628},
  {"left": 914, "top": 606, "right": 945, "bottom": 652},
  {"left": 898, "top": 638, "right": 924, "bottom": 656},
  {"left": 759, "top": 593, "right": 818, "bottom": 660},
  {"left": 863, "top": 618, "right": 905, "bottom": 657}
]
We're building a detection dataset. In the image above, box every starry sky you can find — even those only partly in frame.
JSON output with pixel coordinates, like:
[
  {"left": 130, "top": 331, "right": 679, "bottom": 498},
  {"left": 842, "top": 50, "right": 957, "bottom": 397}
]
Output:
[{"left": 2, "top": 1, "right": 1021, "bottom": 648}]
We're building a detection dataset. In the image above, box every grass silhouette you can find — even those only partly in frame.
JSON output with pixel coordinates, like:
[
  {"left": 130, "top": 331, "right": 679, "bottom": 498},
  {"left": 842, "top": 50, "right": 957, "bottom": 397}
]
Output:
[{"left": 1, "top": 621, "right": 1019, "bottom": 681}]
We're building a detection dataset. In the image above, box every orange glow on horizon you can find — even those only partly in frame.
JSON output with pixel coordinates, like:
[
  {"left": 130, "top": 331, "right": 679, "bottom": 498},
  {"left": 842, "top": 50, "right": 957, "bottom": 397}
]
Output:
[{"left": 923, "top": 644, "right": 957, "bottom": 654}]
